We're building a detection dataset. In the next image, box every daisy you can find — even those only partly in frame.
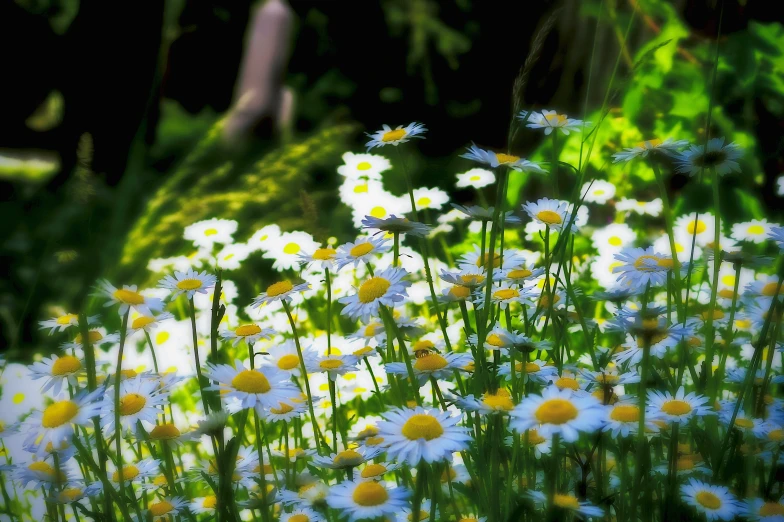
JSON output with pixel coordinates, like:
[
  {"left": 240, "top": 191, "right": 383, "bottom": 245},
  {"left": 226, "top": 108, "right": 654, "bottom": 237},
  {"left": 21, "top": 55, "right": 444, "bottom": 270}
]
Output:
[
  {"left": 39, "top": 313, "right": 97, "bottom": 335},
  {"left": 732, "top": 219, "right": 777, "bottom": 244},
  {"left": 510, "top": 385, "right": 605, "bottom": 442},
  {"left": 522, "top": 198, "right": 577, "bottom": 233},
  {"left": 499, "top": 360, "right": 557, "bottom": 384},
  {"left": 339, "top": 267, "right": 411, "bottom": 322},
  {"left": 263, "top": 339, "right": 317, "bottom": 377},
  {"left": 386, "top": 351, "right": 472, "bottom": 385},
  {"left": 499, "top": 263, "right": 545, "bottom": 285},
  {"left": 674, "top": 213, "right": 716, "bottom": 247},
  {"left": 220, "top": 323, "right": 275, "bottom": 347},
  {"left": 454, "top": 388, "right": 516, "bottom": 416},
  {"left": 263, "top": 231, "right": 321, "bottom": 271},
  {"left": 744, "top": 498, "right": 784, "bottom": 521},
  {"left": 612, "top": 247, "right": 674, "bottom": 290},
  {"left": 189, "top": 496, "right": 218, "bottom": 516},
  {"left": 460, "top": 144, "right": 545, "bottom": 172},
  {"left": 458, "top": 245, "right": 525, "bottom": 272},
  {"left": 440, "top": 267, "right": 488, "bottom": 289},
  {"left": 616, "top": 198, "right": 663, "bottom": 217},
  {"left": 396, "top": 499, "right": 439, "bottom": 522},
  {"left": 377, "top": 407, "right": 471, "bottom": 465},
  {"left": 299, "top": 245, "right": 338, "bottom": 270},
  {"left": 14, "top": 460, "right": 72, "bottom": 488},
  {"left": 366, "top": 122, "right": 427, "bottom": 150},
  {"left": 61, "top": 329, "right": 119, "bottom": 351},
  {"left": 28, "top": 354, "right": 84, "bottom": 395},
  {"left": 247, "top": 223, "right": 282, "bottom": 252},
  {"left": 96, "top": 281, "right": 163, "bottom": 317},
  {"left": 147, "top": 497, "right": 188, "bottom": 520},
  {"left": 327, "top": 480, "right": 410, "bottom": 521},
  {"left": 768, "top": 226, "right": 784, "bottom": 250},
  {"left": 592, "top": 223, "right": 636, "bottom": 254},
  {"left": 525, "top": 490, "right": 603, "bottom": 518},
  {"left": 23, "top": 389, "right": 103, "bottom": 457},
  {"left": 612, "top": 137, "right": 688, "bottom": 162},
  {"left": 252, "top": 280, "right": 310, "bottom": 308},
  {"left": 158, "top": 269, "right": 216, "bottom": 300},
  {"left": 110, "top": 458, "right": 159, "bottom": 485},
  {"left": 475, "top": 284, "right": 535, "bottom": 310},
  {"left": 681, "top": 479, "right": 741, "bottom": 521},
  {"left": 409, "top": 187, "right": 450, "bottom": 211},
  {"left": 580, "top": 179, "right": 616, "bottom": 204},
  {"left": 216, "top": 242, "right": 252, "bottom": 270},
  {"left": 456, "top": 168, "right": 495, "bottom": 189},
  {"left": 674, "top": 137, "right": 743, "bottom": 177},
  {"left": 184, "top": 218, "right": 237, "bottom": 248},
  {"left": 338, "top": 152, "right": 391, "bottom": 181},
  {"left": 336, "top": 237, "right": 391, "bottom": 271},
  {"left": 647, "top": 387, "right": 713, "bottom": 423},
  {"left": 361, "top": 215, "right": 432, "bottom": 238},
  {"left": 603, "top": 400, "right": 659, "bottom": 437},
  {"left": 518, "top": 109, "right": 588, "bottom": 135},
  {"left": 280, "top": 507, "right": 326, "bottom": 522},
  {"left": 312, "top": 446, "right": 381, "bottom": 470},
  {"left": 204, "top": 360, "right": 301, "bottom": 412},
  {"left": 128, "top": 312, "right": 174, "bottom": 337},
  {"left": 308, "top": 354, "right": 360, "bottom": 381},
  {"left": 262, "top": 398, "right": 309, "bottom": 423},
  {"left": 102, "top": 376, "right": 169, "bottom": 433},
  {"left": 451, "top": 204, "right": 522, "bottom": 224}
]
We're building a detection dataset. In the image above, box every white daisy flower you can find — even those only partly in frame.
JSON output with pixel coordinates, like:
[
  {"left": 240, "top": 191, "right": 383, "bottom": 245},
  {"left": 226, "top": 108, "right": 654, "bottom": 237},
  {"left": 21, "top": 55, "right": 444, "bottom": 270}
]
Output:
[
  {"left": 474, "top": 284, "right": 535, "bottom": 310},
  {"left": 580, "top": 179, "right": 616, "bottom": 204},
  {"left": 510, "top": 385, "right": 605, "bottom": 442},
  {"left": 612, "top": 137, "right": 688, "bottom": 162},
  {"left": 732, "top": 219, "right": 777, "bottom": 244},
  {"left": 681, "top": 479, "right": 741, "bottom": 521},
  {"left": 612, "top": 247, "right": 674, "bottom": 290},
  {"left": 744, "top": 498, "right": 784, "bottom": 521},
  {"left": 247, "top": 224, "right": 282, "bottom": 252},
  {"left": 338, "top": 152, "right": 391, "bottom": 181},
  {"left": 147, "top": 497, "right": 188, "bottom": 520},
  {"left": 460, "top": 144, "right": 545, "bottom": 173},
  {"left": 22, "top": 389, "right": 103, "bottom": 458},
  {"left": 518, "top": 109, "right": 588, "bottom": 135},
  {"left": 350, "top": 190, "right": 410, "bottom": 228},
  {"left": 352, "top": 461, "right": 401, "bottom": 482},
  {"left": 408, "top": 187, "right": 450, "bottom": 211},
  {"left": 653, "top": 232, "right": 704, "bottom": 263},
  {"left": 457, "top": 245, "right": 525, "bottom": 272},
  {"left": 39, "top": 313, "right": 97, "bottom": 335},
  {"left": 220, "top": 323, "right": 275, "bottom": 346},
  {"left": 674, "top": 137, "right": 743, "bottom": 177},
  {"left": 263, "top": 231, "right": 320, "bottom": 271},
  {"left": 299, "top": 245, "right": 338, "bottom": 270},
  {"left": 377, "top": 407, "right": 471, "bottom": 465},
  {"left": 60, "top": 329, "right": 119, "bottom": 352},
  {"left": 674, "top": 213, "right": 716, "bottom": 247},
  {"left": 96, "top": 281, "right": 163, "bottom": 317},
  {"left": 396, "top": 499, "right": 439, "bottom": 522},
  {"left": 386, "top": 351, "right": 472, "bottom": 386},
  {"left": 263, "top": 339, "right": 317, "bottom": 377},
  {"left": 361, "top": 215, "right": 432, "bottom": 238},
  {"left": 308, "top": 354, "right": 360, "bottom": 381},
  {"left": 592, "top": 223, "right": 636, "bottom": 254},
  {"left": 28, "top": 354, "right": 84, "bottom": 395},
  {"left": 456, "top": 168, "right": 495, "bottom": 189},
  {"left": 101, "top": 376, "right": 169, "bottom": 433},
  {"left": 327, "top": 480, "right": 410, "bottom": 521},
  {"left": 498, "top": 360, "right": 558, "bottom": 385},
  {"left": 336, "top": 236, "right": 391, "bottom": 271},
  {"left": 338, "top": 267, "right": 411, "bottom": 323},
  {"left": 204, "top": 360, "right": 300, "bottom": 412},
  {"left": 769, "top": 225, "right": 784, "bottom": 251},
  {"left": 252, "top": 280, "right": 310, "bottom": 308},
  {"left": 216, "top": 242, "right": 252, "bottom": 270},
  {"left": 525, "top": 490, "right": 604, "bottom": 518},
  {"left": 616, "top": 198, "right": 663, "bottom": 216},
  {"left": 603, "top": 400, "right": 659, "bottom": 437},
  {"left": 280, "top": 507, "right": 326, "bottom": 522},
  {"left": 158, "top": 269, "right": 216, "bottom": 300},
  {"left": 128, "top": 312, "right": 174, "bottom": 337},
  {"left": 110, "top": 458, "right": 159, "bottom": 485},
  {"left": 312, "top": 446, "right": 382, "bottom": 470},
  {"left": 454, "top": 388, "right": 516, "bottom": 416},
  {"left": 189, "top": 496, "right": 218, "bottom": 516},
  {"left": 14, "top": 460, "right": 72, "bottom": 488},
  {"left": 184, "top": 218, "right": 237, "bottom": 248},
  {"left": 646, "top": 387, "right": 713, "bottom": 423},
  {"left": 522, "top": 198, "right": 578, "bottom": 233},
  {"left": 366, "top": 122, "right": 427, "bottom": 150},
  {"left": 262, "top": 397, "right": 309, "bottom": 423}
]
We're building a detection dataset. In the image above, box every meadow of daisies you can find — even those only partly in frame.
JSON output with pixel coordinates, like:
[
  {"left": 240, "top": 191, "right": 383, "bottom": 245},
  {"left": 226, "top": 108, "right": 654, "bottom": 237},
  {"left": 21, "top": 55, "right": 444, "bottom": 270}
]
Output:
[{"left": 3, "top": 71, "right": 784, "bottom": 522}]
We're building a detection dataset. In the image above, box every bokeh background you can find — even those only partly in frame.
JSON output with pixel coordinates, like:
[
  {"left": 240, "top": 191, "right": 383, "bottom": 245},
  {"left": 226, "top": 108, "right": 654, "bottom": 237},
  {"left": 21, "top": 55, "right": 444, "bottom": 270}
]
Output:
[{"left": 1, "top": 0, "right": 782, "bottom": 357}]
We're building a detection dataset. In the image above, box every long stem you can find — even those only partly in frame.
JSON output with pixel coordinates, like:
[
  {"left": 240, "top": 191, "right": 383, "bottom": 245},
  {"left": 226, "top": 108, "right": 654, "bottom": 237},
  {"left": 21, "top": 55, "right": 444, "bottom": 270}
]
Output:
[
  {"left": 189, "top": 296, "right": 211, "bottom": 416},
  {"left": 113, "top": 310, "right": 132, "bottom": 519}
]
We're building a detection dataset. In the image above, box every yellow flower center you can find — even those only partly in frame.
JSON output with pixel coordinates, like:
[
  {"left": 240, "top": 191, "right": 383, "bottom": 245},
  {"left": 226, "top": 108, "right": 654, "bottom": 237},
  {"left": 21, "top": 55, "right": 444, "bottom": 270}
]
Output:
[
  {"left": 515, "top": 362, "right": 541, "bottom": 373},
  {"left": 634, "top": 255, "right": 670, "bottom": 272},
  {"left": 350, "top": 242, "right": 375, "bottom": 257},
  {"left": 695, "top": 491, "right": 722, "bottom": 510},
  {"left": 42, "top": 400, "right": 79, "bottom": 428},
  {"left": 636, "top": 138, "right": 663, "bottom": 148},
  {"left": 661, "top": 400, "right": 692, "bottom": 416},
  {"left": 676, "top": 457, "right": 694, "bottom": 470},
  {"left": 131, "top": 316, "right": 156, "bottom": 330},
  {"left": 768, "top": 429, "right": 784, "bottom": 442},
  {"left": 555, "top": 377, "right": 579, "bottom": 391},
  {"left": 361, "top": 463, "right": 387, "bottom": 478},
  {"left": 354, "top": 183, "right": 369, "bottom": 193},
  {"left": 119, "top": 393, "right": 147, "bottom": 416},
  {"left": 476, "top": 252, "right": 502, "bottom": 268},
  {"left": 113, "top": 465, "right": 140, "bottom": 483},
  {"left": 267, "top": 281, "right": 294, "bottom": 297},
  {"left": 718, "top": 289, "right": 736, "bottom": 299},
  {"left": 235, "top": 324, "right": 261, "bottom": 337},
  {"left": 747, "top": 225, "right": 765, "bottom": 235},
  {"left": 358, "top": 277, "right": 391, "bottom": 303},
  {"left": 535, "top": 398, "right": 578, "bottom": 425},
  {"left": 608, "top": 236, "right": 623, "bottom": 246},
  {"left": 277, "top": 354, "right": 300, "bottom": 370},
  {"left": 409, "top": 511, "right": 429, "bottom": 521},
  {"left": 411, "top": 352, "right": 446, "bottom": 372},
  {"left": 486, "top": 334, "right": 505, "bottom": 347},
  {"left": 493, "top": 288, "right": 519, "bottom": 300},
  {"left": 74, "top": 331, "right": 103, "bottom": 344},
  {"left": 461, "top": 274, "right": 486, "bottom": 285},
  {"left": 527, "top": 429, "right": 546, "bottom": 445},
  {"left": 59, "top": 488, "right": 83, "bottom": 502},
  {"left": 700, "top": 310, "right": 725, "bottom": 321},
  {"left": 536, "top": 210, "right": 563, "bottom": 225},
  {"left": 149, "top": 500, "right": 175, "bottom": 517},
  {"left": 735, "top": 418, "right": 754, "bottom": 429},
  {"left": 450, "top": 286, "right": 470, "bottom": 299},
  {"left": 52, "top": 355, "right": 81, "bottom": 376},
  {"left": 313, "top": 248, "right": 336, "bottom": 260},
  {"left": 545, "top": 113, "right": 568, "bottom": 125},
  {"left": 357, "top": 161, "right": 372, "bottom": 171},
  {"left": 289, "top": 516, "right": 310, "bottom": 522},
  {"left": 150, "top": 423, "right": 181, "bottom": 440},
  {"left": 176, "top": 278, "right": 203, "bottom": 291},
  {"left": 402, "top": 414, "right": 444, "bottom": 441},
  {"left": 470, "top": 175, "right": 481, "bottom": 181},
  {"left": 319, "top": 359, "right": 343, "bottom": 370},
  {"left": 610, "top": 404, "right": 640, "bottom": 423},
  {"left": 495, "top": 153, "right": 520, "bottom": 164},
  {"left": 231, "top": 370, "right": 271, "bottom": 394},
  {"left": 352, "top": 481, "right": 390, "bottom": 506},
  {"left": 482, "top": 389, "right": 515, "bottom": 411},
  {"left": 204, "top": 228, "right": 218, "bottom": 236},
  {"left": 113, "top": 289, "right": 145, "bottom": 305},
  {"left": 270, "top": 403, "right": 294, "bottom": 414},
  {"left": 553, "top": 494, "right": 580, "bottom": 509},
  {"left": 56, "top": 314, "right": 77, "bottom": 325},
  {"left": 507, "top": 269, "right": 532, "bottom": 279},
  {"left": 417, "top": 197, "right": 432, "bottom": 207},
  {"left": 760, "top": 503, "right": 784, "bottom": 516},
  {"left": 370, "top": 206, "right": 387, "bottom": 218},
  {"left": 687, "top": 220, "right": 707, "bottom": 234},
  {"left": 539, "top": 294, "right": 561, "bottom": 308},
  {"left": 333, "top": 450, "right": 363, "bottom": 467},
  {"left": 366, "top": 436, "right": 384, "bottom": 446},
  {"left": 762, "top": 282, "right": 782, "bottom": 296},
  {"left": 597, "top": 374, "right": 619, "bottom": 385},
  {"left": 382, "top": 129, "right": 407, "bottom": 142},
  {"left": 202, "top": 496, "right": 217, "bottom": 509}
]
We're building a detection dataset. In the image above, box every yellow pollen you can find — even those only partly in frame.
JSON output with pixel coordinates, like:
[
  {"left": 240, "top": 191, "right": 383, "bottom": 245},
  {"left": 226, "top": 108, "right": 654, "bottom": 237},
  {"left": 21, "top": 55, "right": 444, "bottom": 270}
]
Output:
[
  {"left": 747, "top": 225, "right": 765, "bottom": 235},
  {"left": 553, "top": 494, "right": 580, "bottom": 510},
  {"left": 700, "top": 310, "right": 725, "bottom": 321},
  {"left": 734, "top": 418, "right": 754, "bottom": 429},
  {"left": 277, "top": 354, "right": 300, "bottom": 370},
  {"left": 493, "top": 288, "right": 519, "bottom": 300},
  {"left": 661, "top": 400, "right": 692, "bottom": 416},
  {"left": 414, "top": 353, "right": 448, "bottom": 371},
  {"left": 608, "top": 236, "right": 623, "bottom": 246},
  {"left": 687, "top": 220, "right": 707, "bottom": 234},
  {"left": 119, "top": 393, "right": 147, "bottom": 416},
  {"left": 235, "top": 324, "right": 261, "bottom": 337},
  {"left": 402, "top": 414, "right": 444, "bottom": 441},
  {"left": 74, "top": 331, "right": 104, "bottom": 344},
  {"left": 762, "top": 282, "right": 782, "bottom": 296},
  {"left": 695, "top": 491, "right": 721, "bottom": 510},
  {"left": 382, "top": 129, "right": 407, "bottom": 142},
  {"left": 132, "top": 316, "right": 156, "bottom": 329},
  {"left": 539, "top": 294, "right": 561, "bottom": 308},
  {"left": 149, "top": 500, "right": 175, "bottom": 517},
  {"left": 56, "top": 314, "right": 77, "bottom": 325},
  {"left": 536, "top": 210, "right": 563, "bottom": 226},
  {"left": 361, "top": 463, "right": 387, "bottom": 478},
  {"left": 59, "top": 488, "right": 83, "bottom": 502},
  {"left": 289, "top": 516, "right": 310, "bottom": 522},
  {"left": 358, "top": 277, "right": 391, "bottom": 303},
  {"left": 319, "top": 359, "right": 343, "bottom": 370},
  {"left": 283, "top": 243, "right": 301, "bottom": 255},
  {"left": 204, "top": 228, "right": 218, "bottom": 236},
  {"left": 350, "top": 242, "right": 375, "bottom": 257},
  {"left": 266, "top": 281, "right": 293, "bottom": 297},
  {"left": 495, "top": 153, "right": 520, "bottom": 164},
  {"left": 370, "top": 206, "right": 387, "bottom": 218},
  {"left": 270, "top": 403, "right": 294, "bottom": 414},
  {"left": 470, "top": 175, "right": 481, "bottom": 181},
  {"left": 482, "top": 389, "right": 515, "bottom": 411},
  {"left": 769, "top": 429, "right": 784, "bottom": 442},
  {"left": 486, "top": 334, "right": 505, "bottom": 347},
  {"left": 356, "top": 161, "right": 372, "bottom": 171},
  {"left": 365, "top": 436, "right": 384, "bottom": 446},
  {"left": 42, "top": 401, "right": 79, "bottom": 428},
  {"left": 333, "top": 450, "right": 363, "bottom": 467},
  {"left": 354, "top": 184, "right": 369, "bottom": 194},
  {"left": 203, "top": 496, "right": 217, "bottom": 509},
  {"left": 718, "top": 289, "right": 736, "bottom": 299},
  {"left": 515, "top": 362, "right": 541, "bottom": 373},
  {"left": 555, "top": 377, "right": 579, "bottom": 391},
  {"left": 594, "top": 189, "right": 605, "bottom": 195},
  {"left": 176, "top": 278, "right": 203, "bottom": 291},
  {"left": 597, "top": 374, "right": 619, "bottom": 385},
  {"left": 120, "top": 369, "right": 137, "bottom": 379},
  {"left": 29, "top": 461, "right": 55, "bottom": 475},
  {"left": 507, "top": 269, "right": 533, "bottom": 279},
  {"left": 352, "top": 481, "right": 390, "bottom": 506},
  {"left": 535, "top": 398, "right": 578, "bottom": 425},
  {"left": 760, "top": 503, "right": 784, "bottom": 516},
  {"left": 637, "top": 138, "right": 663, "bottom": 148},
  {"left": 113, "top": 289, "right": 145, "bottom": 305},
  {"left": 450, "top": 286, "right": 470, "bottom": 299},
  {"left": 676, "top": 458, "right": 694, "bottom": 470},
  {"left": 417, "top": 197, "right": 432, "bottom": 207},
  {"left": 150, "top": 423, "right": 181, "bottom": 440},
  {"left": 112, "top": 464, "right": 140, "bottom": 483},
  {"left": 231, "top": 370, "right": 271, "bottom": 394},
  {"left": 52, "top": 355, "right": 81, "bottom": 376},
  {"left": 313, "top": 248, "right": 336, "bottom": 260},
  {"left": 610, "top": 405, "right": 640, "bottom": 423},
  {"left": 527, "top": 429, "right": 546, "bottom": 445},
  {"left": 476, "top": 252, "right": 502, "bottom": 268}
]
